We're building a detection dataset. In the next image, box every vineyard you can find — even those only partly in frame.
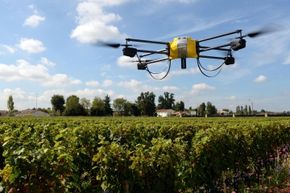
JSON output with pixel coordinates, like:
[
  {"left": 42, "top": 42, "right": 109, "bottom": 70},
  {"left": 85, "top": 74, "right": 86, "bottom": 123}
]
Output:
[{"left": 0, "top": 117, "right": 289, "bottom": 193}]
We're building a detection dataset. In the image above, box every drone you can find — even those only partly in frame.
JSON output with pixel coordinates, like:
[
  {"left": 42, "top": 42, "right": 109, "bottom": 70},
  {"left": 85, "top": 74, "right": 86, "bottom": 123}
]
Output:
[{"left": 102, "top": 28, "right": 273, "bottom": 79}]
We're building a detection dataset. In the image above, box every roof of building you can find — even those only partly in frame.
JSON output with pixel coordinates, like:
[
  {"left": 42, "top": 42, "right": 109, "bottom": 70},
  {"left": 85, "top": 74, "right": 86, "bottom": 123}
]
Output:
[{"left": 16, "top": 109, "right": 50, "bottom": 117}]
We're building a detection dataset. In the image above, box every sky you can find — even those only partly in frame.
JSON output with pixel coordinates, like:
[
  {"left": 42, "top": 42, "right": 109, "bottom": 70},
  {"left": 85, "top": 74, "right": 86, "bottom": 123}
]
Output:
[{"left": 0, "top": 0, "right": 290, "bottom": 112}]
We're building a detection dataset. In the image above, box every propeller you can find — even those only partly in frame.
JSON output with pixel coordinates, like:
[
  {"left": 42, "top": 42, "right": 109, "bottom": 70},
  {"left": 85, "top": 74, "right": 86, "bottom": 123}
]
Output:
[
  {"left": 95, "top": 41, "right": 137, "bottom": 48},
  {"left": 242, "top": 25, "right": 278, "bottom": 39},
  {"left": 98, "top": 42, "right": 132, "bottom": 48},
  {"left": 101, "top": 42, "right": 123, "bottom": 48}
]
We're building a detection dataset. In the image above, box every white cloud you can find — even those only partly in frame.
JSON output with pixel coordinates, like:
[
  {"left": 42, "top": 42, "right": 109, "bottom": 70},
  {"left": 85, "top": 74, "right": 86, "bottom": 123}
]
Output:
[
  {"left": 28, "top": 4, "right": 35, "bottom": 10},
  {"left": 118, "top": 79, "right": 157, "bottom": 92},
  {"left": 162, "top": 86, "right": 178, "bottom": 92},
  {"left": 40, "top": 57, "right": 55, "bottom": 67},
  {"left": 103, "top": 79, "right": 113, "bottom": 87},
  {"left": 24, "top": 14, "right": 45, "bottom": 28},
  {"left": 191, "top": 83, "right": 215, "bottom": 95},
  {"left": 0, "top": 59, "right": 49, "bottom": 81},
  {"left": 85, "top": 80, "right": 100, "bottom": 87},
  {"left": 284, "top": 55, "right": 290, "bottom": 65},
  {"left": 118, "top": 79, "right": 141, "bottom": 90},
  {"left": 72, "top": 88, "right": 114, "bottom": 99},
  {"left": 0, "top": 88, "right": 38, "bottom": 110},
  {"left": 85, "top": 79, "right": 113, "bottom": 88},
  {"left": 170, "top": 67, "right": 199, "bottom": 76},
  {"left": 18, "top": 38, "right": 46, "bottom": 53},
  {"left": 144, "top": 66, "right": 199, "bottom": 80},
  {"left": 0, "top": 59, "right": 80, "bottom": 86},
  {"left": 227, "top": 96, "right": 236, "bottom": 100},
  {"left": 117, "top": 56, "right": 137, "bottom": 68},
  {"left": 3, "top": 88, "right": 27, "bottom": 100},
  {"left": 254, "top": 75, "right": 267, "bottom": 83},
  {"left": 71, "top": 0, "right": 127, "bottom": 44},
  {"left": 156, "top": 0, "right": 198, "bottom": 3},
  {"left": 43, "top": 74, "right": 82, "bottom": 87},
  {"left": 0, "top": 44, "right": 16, "bottom": 54}
]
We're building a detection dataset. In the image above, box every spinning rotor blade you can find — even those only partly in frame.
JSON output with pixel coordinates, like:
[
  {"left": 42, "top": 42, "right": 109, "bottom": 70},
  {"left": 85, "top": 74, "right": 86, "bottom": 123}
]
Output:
[
  {"left": 97, "top": 42, "right": 134, "bottom": 48},
  {"left": 243, "top": 26, "right": 278, "bottom": 38},
  {"left": 101, "top": 42, "right": 122, "bottom": 48}
]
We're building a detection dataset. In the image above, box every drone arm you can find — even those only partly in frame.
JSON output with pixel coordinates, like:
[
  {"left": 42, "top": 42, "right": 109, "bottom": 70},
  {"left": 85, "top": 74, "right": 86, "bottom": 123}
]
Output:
[
  {"left": 198, "top": 43, "right": 231, "bottom": 52},
  {"left": 137, "top": 57, "right": 169, "bottom": 70},
  {"left": 199, "top": 55, "right": 225, "bottom": 60},
  {"left": 199, "top": 46, "right": 231, "bottom": 52},
  {"left": 199, "top": 29, "right": 242, "bottom": 42},
  {"left": 139, "top": 49, "right": 168, "bottom": 58},
  {"left": 126, "top": 38, "right": 168, "bottom": 45},
  {"left": 143, "top": 57, "right": 169, "bottom": 65},
  {"left": 136, "top": 49, "right": 168, "bottom": 55}
]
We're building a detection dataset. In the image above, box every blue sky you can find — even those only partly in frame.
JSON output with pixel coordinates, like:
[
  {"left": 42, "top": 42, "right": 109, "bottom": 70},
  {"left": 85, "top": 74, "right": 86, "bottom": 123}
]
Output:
[{"left": 0, "top": 0, "right": 290, "bottom": 112}]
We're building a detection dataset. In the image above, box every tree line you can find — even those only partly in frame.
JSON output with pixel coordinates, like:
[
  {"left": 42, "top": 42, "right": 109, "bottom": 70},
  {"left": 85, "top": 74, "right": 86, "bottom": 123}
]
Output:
[
  {"left": 50, "top": 91, "right": 189, "bottom": 116},
  {"left": 4, "top": 92, "right": 219, "bottom": 117},
  {"left": 8, "top": 93, "right": 280, "bottom": 117}
]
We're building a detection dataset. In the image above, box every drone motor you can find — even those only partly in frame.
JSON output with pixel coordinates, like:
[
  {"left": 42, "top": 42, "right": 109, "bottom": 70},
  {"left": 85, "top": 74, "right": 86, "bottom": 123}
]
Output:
[
  {"left": 123, "top": 47, "right": 137, "bottom": 57},
  {"left": 230, "top": 38, "right": 246, "bottom": 51}
]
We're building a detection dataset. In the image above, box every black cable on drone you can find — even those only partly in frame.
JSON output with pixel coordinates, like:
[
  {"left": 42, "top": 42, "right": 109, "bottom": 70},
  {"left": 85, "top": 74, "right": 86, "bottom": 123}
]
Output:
[
  {"left": 197, "top": 58, "right": 225, "bottom": 72},
  {"left": 196, "top": 58, "right": 224, "bottom": 78},
  {"left": 147, "top": 60, "right": 172, "bottom": 80},
  {"left": 135, "top": 52, "right": 172, "bottom": 80}
]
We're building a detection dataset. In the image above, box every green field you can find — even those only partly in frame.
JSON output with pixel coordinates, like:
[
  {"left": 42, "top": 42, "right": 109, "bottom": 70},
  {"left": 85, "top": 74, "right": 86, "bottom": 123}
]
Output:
[{"left": 0, "top": 117, "right": 289, "bottom": 193}]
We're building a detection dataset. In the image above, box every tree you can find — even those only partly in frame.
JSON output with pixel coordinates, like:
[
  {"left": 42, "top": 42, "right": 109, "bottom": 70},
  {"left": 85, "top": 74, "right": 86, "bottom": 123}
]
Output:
[
  {"left": 51, "top": 95, "right": 65, "bottom": 115},
  {"left": 7, "top": 95, "right": 14, "bottom": 116},
  {"left": 113, "top": 98, "right": 128, "bottom": 116},
  {"left": 175, "top": 101, "right": 185, "bottom": 111},
  {"left": 240, "top": 106, "right": 244, "bottom": 115},
  {"left": 197, "top": 102, "right": 206, "bottom": 116},
  {"left": 130, "top": 103, "right": 140, "bottom": 116},
  {"left": 157, "top": 92, "right": 175, "bottom": 109},
  {"left": 248, "top": 105, "right": 252, "bottom": 115},
  {"left": 244, "top": 105, "right": 248, "bottom": 115},
  {"left": 64, "top": 95, "right": 85, "bottom": 116},
  {"left": 136, "top": 92, "right": 156, "bottom": 116},
  {"left": 90, "top": 97, "right": 105, "bottom": 116},
  {"left": 236, "top": 106, "right": 241, "bottom": 115},
  {"left": 206, "top": 101, "right": 217, "bottom": 115},
  {"left": 80, "top": 98, "right": 90, "bottom": 115},
  {"left": 103, "top": 95, "right": 113, "bottom": 116}
]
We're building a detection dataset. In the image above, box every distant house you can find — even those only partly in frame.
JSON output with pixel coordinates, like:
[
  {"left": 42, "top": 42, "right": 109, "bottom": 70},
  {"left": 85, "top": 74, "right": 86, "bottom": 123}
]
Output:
[
  {"left": 0, "top": 110, "right": 8, "bottom": 116},
  {"left": 188, "top": 109, "right": 197, "bottom": 116},
  {"left": 174, "top": 110, "right": 193, "bottom": 117},
  {"left": 218, "top": 109, "right": 230, "bottom": 116},
  {"left": 16, "top": 109, "right": 50, "bottom": 117},
  {"left": 156, "top": 109, "right": 175, "bottom": 117}
]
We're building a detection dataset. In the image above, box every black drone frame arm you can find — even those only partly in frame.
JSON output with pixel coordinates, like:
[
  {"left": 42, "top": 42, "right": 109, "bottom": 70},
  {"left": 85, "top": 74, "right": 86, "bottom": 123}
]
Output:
[
  {"left": 198, "top": 43, "right": 231, "bottom": 53},
  {"left": 126, "top": 38, "right": 168, "bottom": 45},
  {"left": 199, "top": 46, "right": 231, "bottom": 52},
  {"left": 199, "top": 55, "right": 225, "bottom": 60},
  {"left": 139, "top": 49, "right": 168, "bottom": 58},
  {"left": 142, "top": 57, "right": 169, "bottom": 65},
  {"left": 198, "top": 29, "right": 242, "bottom": 43},
  {"left": 125, "top": 38, "right": 169, "bottom": 58},
  {"left": 137, "top": 49, "right": 168, "bottom": 55}
]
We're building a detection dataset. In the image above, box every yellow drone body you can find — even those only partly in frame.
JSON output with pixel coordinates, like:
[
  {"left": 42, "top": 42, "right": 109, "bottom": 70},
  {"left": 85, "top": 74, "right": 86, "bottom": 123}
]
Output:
[{"left": 169, "top": 37, "right": 198, "bottom": 59}]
